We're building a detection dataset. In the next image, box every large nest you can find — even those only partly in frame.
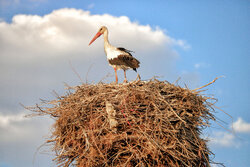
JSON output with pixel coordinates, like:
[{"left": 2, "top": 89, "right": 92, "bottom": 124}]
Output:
[{"left": 28, "top": 79, "right": 219, "bottom": 167}]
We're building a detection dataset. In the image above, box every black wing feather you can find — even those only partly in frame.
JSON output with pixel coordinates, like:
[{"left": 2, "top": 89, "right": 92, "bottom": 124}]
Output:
[
  {"left": 117, "top": 47, "right": 134, "bottom": 54},
  {"left": 109, "top": 55, "right": 140, "bottom": 70}
]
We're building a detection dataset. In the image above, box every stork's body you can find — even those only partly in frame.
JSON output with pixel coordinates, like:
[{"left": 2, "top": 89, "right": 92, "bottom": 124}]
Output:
[{"left": 89, "top": 26, "right": 140, "bottom": 83}]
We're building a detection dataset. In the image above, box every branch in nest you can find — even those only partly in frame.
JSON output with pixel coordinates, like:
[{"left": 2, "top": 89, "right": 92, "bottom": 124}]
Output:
[{"left": 192, "top": 76, "right": 225, "bottom": 92}]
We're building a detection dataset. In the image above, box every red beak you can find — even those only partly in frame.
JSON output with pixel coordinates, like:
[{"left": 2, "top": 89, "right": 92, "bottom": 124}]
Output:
[{"left": 89, "top": 32, "right": 102, "bottom": 45}]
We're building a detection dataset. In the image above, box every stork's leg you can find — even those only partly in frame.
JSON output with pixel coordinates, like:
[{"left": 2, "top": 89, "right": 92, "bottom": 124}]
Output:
[
  {"left": 114, "top": 68, "right": 118, "bottom": 83},
  {"left": 136, "top": 73, "right": 141, "bottom": 81},
  {"left": 123, "top": 70, "right": 127, "bottom": 83}
]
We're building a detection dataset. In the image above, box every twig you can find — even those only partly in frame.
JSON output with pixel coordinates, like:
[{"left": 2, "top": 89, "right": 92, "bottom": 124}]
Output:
[
  {"left": 69, "top": 60, "right": 83, "bottom": 83},
  {"left": 192, "top": 76, "right": 225, "bottom": 91},
  {"left": 85, "top": 63, "right": 94, "bottom": 84}
]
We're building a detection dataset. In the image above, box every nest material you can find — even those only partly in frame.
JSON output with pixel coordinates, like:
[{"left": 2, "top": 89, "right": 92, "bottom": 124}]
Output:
[{"left": 30, "top": 79, "right": 218, "bottom": 167}]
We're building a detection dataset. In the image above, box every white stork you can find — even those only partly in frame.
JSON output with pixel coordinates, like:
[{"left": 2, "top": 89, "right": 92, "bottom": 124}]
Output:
[{"left": 89, "top": 26, "right": 140, "bottom": 83}]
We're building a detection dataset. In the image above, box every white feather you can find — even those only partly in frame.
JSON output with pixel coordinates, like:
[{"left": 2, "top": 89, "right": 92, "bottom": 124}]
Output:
[{"left": 105, "top": 46, "right": 123, "bottom": 59}]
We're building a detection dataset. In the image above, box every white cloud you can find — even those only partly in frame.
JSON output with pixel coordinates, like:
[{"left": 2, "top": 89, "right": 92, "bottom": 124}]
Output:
[
  {"left": 207, "top": 117, "right": 250, "bottom": 148},
  {"left": 208, "top": 131, "right": 238, "bottom": 147},
  {"left": 87, "top": 3, "right": 95, "bottom": 9},
  {"left": 0, "top": 9, "right": 186, "bottom": 60},
  {"left": 232, "top": 117, "right": 250, "bottom": 133},
  {"left": 0, "top": 8, "right": 186, "bottom": 62},
  {"left": 194, "top": 62, "right": 211, "bottom": 69},
  {"left": 173, "top": 39, "right": 190, "bottom": 50},
  {"left": 0, "top": 8, "right": 181, "bottom": 63},
  {"left": 194, "top": 63, "right": 202, "bottom": 69},
  {"left": 0, "top": 112, "right": 28, "bottom": 127},
  {"left": 0, "top": 111, "right": 52, "bottom": 142}
]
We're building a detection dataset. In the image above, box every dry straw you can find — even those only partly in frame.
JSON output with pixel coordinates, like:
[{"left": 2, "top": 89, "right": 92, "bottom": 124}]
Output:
[{"left": 26, "top": 78, "right": 222, "bottom": 167}]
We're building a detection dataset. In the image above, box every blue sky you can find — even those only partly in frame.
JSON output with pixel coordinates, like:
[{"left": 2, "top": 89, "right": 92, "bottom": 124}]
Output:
[{"left": 0, "top": 0, "right": 249, "bottom": 167}]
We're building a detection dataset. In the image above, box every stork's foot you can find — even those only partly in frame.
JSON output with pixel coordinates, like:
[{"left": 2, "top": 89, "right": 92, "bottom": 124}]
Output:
[{"left": 123, "top": 79, "right": 128, "bottom": 83}]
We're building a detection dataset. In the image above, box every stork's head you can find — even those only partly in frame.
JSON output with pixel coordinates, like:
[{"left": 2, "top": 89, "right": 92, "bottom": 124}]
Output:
[{"left": 89, "top": 26, "right": 107, "bottom": 45}]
